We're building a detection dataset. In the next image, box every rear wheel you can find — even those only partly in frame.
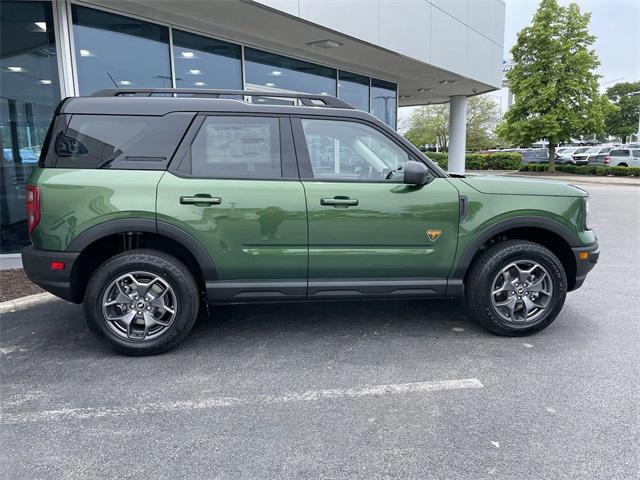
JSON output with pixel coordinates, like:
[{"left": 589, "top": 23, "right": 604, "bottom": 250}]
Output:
[
  {"left": 465, "top": 240, "right": 567, "bottom": 336},
  {"left": 618, "top": 163, "right": 628, "bottom": 167},
  {"left": 84, "top": 249, "right": 199, "bottom": 355}
]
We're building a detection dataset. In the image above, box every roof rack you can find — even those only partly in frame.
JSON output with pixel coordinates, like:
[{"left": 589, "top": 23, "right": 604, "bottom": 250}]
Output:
[{"left": 91, "top": 88, "right": 354, "bottom": 109}]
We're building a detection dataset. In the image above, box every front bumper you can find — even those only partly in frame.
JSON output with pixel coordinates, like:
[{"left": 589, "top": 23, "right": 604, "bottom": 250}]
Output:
[
  {"left": 570, "top": 242, "right": 599, "bottom": 291},
  {"left": 22, "top": 246, "right": 80, "bottom": 302}
]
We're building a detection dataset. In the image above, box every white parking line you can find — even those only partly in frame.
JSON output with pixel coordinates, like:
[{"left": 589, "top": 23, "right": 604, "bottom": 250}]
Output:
[{"left": 1, "top": 378, "right": 483, "bottom": 425}]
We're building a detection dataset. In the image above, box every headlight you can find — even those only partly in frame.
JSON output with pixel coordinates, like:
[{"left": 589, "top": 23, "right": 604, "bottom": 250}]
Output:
[{"left": 582, "top": 197, "right": 591, "bottom": 230}]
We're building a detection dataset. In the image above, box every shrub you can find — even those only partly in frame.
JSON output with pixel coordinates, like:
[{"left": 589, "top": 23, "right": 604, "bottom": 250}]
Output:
[
  {"left": 483, "top": 152, "right": 523, "bottom": 170},
  {"left": 424, "top": 152, "right": 523, "bottom": 171},
  {"left": 628, "top": 167, "right": 640, "bottom": 177},
  {"left": 609, "top": 166, "right": 629, "bottom": 176},
  {"left": 594, "top": 166, "right": 607, "bottom": 176},
  {"left": 425, "top": 152, "right": 448, "bottom": 170}
]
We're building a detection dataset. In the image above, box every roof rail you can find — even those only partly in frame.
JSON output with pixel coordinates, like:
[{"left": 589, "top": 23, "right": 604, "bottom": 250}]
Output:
[{"left": 91, "top": 88, "right": 354, "bottom": 109}]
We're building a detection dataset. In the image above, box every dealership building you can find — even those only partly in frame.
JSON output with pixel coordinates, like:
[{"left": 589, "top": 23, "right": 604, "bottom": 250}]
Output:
[{"left": 1, "top": 0, "right": 505, "bottom": 255}]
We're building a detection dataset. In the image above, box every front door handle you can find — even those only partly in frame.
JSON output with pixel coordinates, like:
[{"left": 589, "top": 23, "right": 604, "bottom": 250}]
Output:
[
  {"left": 180, "top": 195, "right": 222, "bottom": 205},
  {"left": 320, "top": 197, "right": 359, "bottom": 207}
]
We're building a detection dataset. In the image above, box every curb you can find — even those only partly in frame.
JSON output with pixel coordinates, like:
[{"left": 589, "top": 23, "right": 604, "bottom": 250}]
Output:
[{"left": 0, "top": 293, "right": 59, "bottom": 315}]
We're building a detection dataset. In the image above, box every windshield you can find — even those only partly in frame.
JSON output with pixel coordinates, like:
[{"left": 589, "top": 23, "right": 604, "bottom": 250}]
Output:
[{"left": 574, "top": 147, "right": 590, "bottom": 154}]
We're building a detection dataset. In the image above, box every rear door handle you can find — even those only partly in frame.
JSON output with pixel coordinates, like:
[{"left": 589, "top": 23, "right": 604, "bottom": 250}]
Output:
[
  {"left": 320, "top": 197, "right": 359, "bottom": 206},
  {"left": 180, "top": 195, "right": 222, "bottom": 205}
]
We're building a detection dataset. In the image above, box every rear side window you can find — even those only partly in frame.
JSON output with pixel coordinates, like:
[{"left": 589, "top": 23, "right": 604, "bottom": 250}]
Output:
[
  {"left": 54, "top": 113, "right": 194, "bottom": 169},
  {"left": 186, "top": 116, "right": 281, "bottom": 179},
  {"left": 610, "top": 149, "right": 629, "bottom": 157}
]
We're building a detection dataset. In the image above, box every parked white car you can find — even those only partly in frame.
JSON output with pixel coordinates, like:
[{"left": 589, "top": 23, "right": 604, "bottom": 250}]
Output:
[{"left": 588, "top": 148, "right": 640, "bottom": 167}]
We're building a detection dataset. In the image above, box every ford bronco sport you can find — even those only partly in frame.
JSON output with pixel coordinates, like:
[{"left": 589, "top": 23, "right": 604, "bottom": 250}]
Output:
[{"left": 22, "top": 89, "right": 599, "bottom": 355}]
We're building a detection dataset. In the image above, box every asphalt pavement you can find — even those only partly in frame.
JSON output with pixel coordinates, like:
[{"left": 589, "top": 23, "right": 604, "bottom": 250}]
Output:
[{"left": 1, "top": 184, "right": 639, "bottom": 480}]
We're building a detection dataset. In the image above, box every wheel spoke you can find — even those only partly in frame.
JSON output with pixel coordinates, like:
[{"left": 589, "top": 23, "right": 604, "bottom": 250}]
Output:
[
  {"left": 106, "top": 310, "right": 136, "bottom": 324},
  {"left": 527, "top": 273, "right": 549, "bottom": 294},
  {"left": 495, "top": 296, "right": 517, "bottom": 318}
]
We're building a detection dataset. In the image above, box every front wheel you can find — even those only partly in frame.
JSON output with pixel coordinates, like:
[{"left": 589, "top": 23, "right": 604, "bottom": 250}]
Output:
[
  {"left": 465, "top": 240, "right": 567, "bottom": 336},
  {"left": 84, "top": 249, "right": 200, "bottom": 355}
]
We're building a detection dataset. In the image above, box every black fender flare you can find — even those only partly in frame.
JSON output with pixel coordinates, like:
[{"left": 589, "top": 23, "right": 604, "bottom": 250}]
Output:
[
  {"left": 452, "top": 215, "right": 580, "bottom": 279},
  {"left": 66, "top": 218, "right": 217, "bottom": 280}
]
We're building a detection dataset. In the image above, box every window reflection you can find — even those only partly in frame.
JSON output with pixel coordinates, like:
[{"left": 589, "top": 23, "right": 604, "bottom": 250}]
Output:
[
  {"left": 371, "top": 78, "right": 397, "bottom": 129},
  {"left": 244, "top": 48, "right": 336, "bottom": 96},
  {"left": 172, "top": 29, "right": 241, "bottom": 89},
  {"left": 72, "top": 5, "right": 171, "bottom": 95},
  {"left": 338, "top": 71, "right": 369, "bottom": 112},
  {"left": 1, "top": 1, "right": 60, "bottom": 253}
]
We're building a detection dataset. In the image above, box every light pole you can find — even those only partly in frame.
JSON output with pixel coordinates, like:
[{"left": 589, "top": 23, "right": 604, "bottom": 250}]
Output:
[{"left": 629, "top": 91, "right": 640, "bottom": 143}]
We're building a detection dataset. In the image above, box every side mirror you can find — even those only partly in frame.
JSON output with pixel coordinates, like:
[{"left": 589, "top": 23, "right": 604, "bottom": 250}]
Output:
[{"left": 403, "top": 160, "right": 430, "bottom": 185}]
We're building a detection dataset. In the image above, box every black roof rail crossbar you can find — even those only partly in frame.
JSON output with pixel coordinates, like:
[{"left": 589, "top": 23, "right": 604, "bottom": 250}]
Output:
[{"left": 91, "top": 88, "right": 354, "bottom": 109}]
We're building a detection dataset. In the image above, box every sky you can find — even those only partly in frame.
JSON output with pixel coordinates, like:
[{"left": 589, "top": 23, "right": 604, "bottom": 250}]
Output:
[{"left": 399, "top": 0, "right": 640, "bottom": 126}]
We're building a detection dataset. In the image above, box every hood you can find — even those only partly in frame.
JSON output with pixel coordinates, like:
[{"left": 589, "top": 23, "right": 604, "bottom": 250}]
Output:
[{"left": 459, "top": 174, "right": 586, "bottom": 197}]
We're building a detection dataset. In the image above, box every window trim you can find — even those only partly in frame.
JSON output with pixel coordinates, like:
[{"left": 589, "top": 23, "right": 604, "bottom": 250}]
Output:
[
  {"left": 169, "top": 112, "right": 298, "bottom": 181},
  {"left": 291, "top": 115, "right": 438, "bottom": 183}
]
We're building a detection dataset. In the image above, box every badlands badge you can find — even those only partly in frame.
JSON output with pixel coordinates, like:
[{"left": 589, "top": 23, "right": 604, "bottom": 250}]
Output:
[{"left": 426, "top": 229, "right": 442, "bottom": 241}]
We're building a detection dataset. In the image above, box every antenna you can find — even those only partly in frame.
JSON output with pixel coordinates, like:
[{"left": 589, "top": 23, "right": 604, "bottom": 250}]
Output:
[{"left": 106, "top": 72, "right": 119, "bottom": 88}]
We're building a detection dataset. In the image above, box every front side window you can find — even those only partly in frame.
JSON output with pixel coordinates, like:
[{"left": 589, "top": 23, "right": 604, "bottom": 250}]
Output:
[
  {"left": 301, "top": 119, "right": 409, "bottom": 181},
  {"left": 189, "top": 116, "right": 281, "bottom": 179}
]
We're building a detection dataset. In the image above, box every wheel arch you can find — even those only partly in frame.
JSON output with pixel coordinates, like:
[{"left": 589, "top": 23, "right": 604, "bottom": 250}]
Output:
[
  {"left": 453, "top": 216, "right": 579, "bottom": 291},
  {"left": 67, "top": 219, "right": 217, "bottom": 302}
]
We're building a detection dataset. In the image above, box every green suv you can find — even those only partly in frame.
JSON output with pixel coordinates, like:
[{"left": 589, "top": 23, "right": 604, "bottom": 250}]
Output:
[{"left": 22, "top": 89, "right": 599, "bottom": 355}]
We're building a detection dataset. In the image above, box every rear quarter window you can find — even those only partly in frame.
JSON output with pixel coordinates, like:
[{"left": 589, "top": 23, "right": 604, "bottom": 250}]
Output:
[
  {"left": 610, "top": 149, "right": 629, "bottom": 157},
  {"left": 54, "top": 113, "right": 194, "bottom": 169}
]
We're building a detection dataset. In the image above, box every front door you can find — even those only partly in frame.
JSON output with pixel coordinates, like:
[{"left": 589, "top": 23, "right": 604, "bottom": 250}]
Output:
[
  {"left": 294, "top": 117, "right": 459, "bottom": 298},
  {"left": 157, "top": 115, "right": 307, "bottom": 301}
]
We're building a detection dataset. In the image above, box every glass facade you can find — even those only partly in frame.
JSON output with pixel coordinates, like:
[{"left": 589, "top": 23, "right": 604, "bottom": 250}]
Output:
[
  {"left": 244, "top": 47, "right": 336, "bottom": 96},
  {"left": 338, "top": 71, "right": 369, "bottom": 112},
  {"left": 172, "top": 29, "right": 242, "bottom": 90},
  {"left": 72, "top": 5, "right": 172, "bottom": 95},
  {"left": 1, "top": 0, "right": 60, "bottom": 253},
  {"left": 371, "top": 78, "right": 397, "bottom": 129},
  {"left": 0, "top": 2, "right": 397, "bottom": 255}
]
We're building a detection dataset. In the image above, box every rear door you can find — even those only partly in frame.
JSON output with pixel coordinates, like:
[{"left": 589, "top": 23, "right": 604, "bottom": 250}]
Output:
[
  {"left": 157, "top": 114, "right": 308, "bottom": 301},
  {"left": 292, "top": 116, "right": 459, "bottom": 299}
]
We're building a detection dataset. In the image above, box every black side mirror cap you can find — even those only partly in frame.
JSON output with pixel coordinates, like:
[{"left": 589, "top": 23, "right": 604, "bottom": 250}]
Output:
[{"left": 403, "top": 160, "right": 430, "bottom": 185}]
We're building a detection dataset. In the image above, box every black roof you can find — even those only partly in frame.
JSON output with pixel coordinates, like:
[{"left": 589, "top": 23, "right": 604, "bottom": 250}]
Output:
[{"left": 59, "top": 88, "right": 386, "bottom": 121}]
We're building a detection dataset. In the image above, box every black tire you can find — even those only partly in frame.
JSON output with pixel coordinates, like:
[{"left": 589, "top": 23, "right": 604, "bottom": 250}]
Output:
[
  {"left": 465, "top": 240, "right": 567, "bottom": 336},
  {"left": 84, "top": 249, "right": 200, "bottom": 355}
]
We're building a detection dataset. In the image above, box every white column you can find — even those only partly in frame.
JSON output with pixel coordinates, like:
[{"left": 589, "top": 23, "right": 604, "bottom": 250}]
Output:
[
  {"left": 448, "top": 95, "right": 467, "bottom": 174},
  {"left": 52, "top": 0, "right": 77, "bottom": 97}
]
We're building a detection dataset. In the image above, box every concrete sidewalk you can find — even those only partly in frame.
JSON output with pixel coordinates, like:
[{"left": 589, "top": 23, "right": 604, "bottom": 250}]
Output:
[{"left": 479, "top": 170, "right": 640, "bottom": 186}]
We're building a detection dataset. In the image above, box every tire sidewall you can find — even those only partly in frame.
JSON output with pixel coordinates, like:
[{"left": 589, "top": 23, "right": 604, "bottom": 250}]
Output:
[
  {"left": 84, "top": 250, "right": 199, "bottom": 355},
  {"left": 469, "top": 241, "right": 567, "bottom": 336}
]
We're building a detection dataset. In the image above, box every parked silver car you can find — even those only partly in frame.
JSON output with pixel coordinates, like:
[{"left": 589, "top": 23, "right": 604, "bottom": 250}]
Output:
[{"left": 588, "top": 148, "right": 640, "bottom": 167}]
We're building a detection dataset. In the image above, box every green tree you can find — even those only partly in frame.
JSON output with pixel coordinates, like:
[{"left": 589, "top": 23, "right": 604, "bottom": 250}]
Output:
[
  {"left": 497, "top": 0, "right": 604, "bottom": 171},
  {"left": 604, "top": 81, "right": 640, "bottom": 141},
  {"left": 404, "top": 95, "right": 500, "bottom": 152}
]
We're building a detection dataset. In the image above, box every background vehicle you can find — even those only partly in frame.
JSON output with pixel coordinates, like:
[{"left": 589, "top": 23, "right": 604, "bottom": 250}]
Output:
[
  {"left": 556, "top": 146, "right": 589, "bottom": 164},
  {"left": 520, "top": 148, "right": 549, "bottom": 164},
  {"left": 588, "top": 148, "right": 640, "bottom": 167},
  {"left": 573, "top": 146, "right": 612, "bottom": 165},
  {"left": 22, "top": 89, "right": 599, "bottom": 355}
]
